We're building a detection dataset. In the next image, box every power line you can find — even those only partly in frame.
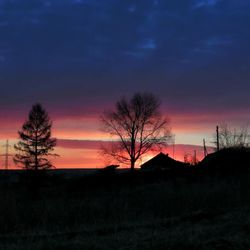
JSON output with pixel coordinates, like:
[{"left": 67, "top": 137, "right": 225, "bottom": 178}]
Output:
[{"left": 0, "top": 140, "right": 12, "bottom": 170}]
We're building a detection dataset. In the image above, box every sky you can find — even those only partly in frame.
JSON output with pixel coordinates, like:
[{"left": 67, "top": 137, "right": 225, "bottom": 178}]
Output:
[{"left": 1, "top": 0, "right": 250, "bottom": 168}]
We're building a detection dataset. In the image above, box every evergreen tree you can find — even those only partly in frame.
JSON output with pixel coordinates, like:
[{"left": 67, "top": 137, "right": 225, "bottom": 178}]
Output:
[{"left": 14, "top": 103, "right": 57, "bottom": 171}]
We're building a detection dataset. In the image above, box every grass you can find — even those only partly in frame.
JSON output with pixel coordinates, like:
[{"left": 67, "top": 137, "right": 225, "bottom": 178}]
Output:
[{"left": 0, "top": 170, "right": 250, "bottom": 249}]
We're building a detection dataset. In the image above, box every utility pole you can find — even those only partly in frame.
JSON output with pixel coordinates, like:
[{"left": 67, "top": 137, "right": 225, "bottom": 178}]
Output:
[
  {"left": 193, "top": 150, "right": 197, "bottom": 165},
  {"left": 203, "top": 139, "right": 208, "bottom": 157},
  {"left": 1, "top": 140, "right": 12, "bottom": 170},
  {"left": 216, "top": 125, "right": 220, "bottom": 152},
  {"left": 172, "top": 134, "right": 175, "bottom": 159}
]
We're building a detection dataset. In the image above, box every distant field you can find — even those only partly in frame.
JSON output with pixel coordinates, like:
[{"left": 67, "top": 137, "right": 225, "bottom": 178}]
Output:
[
  {"left": 0, "top": 169, "right": 250, "bottom": 249},
  {"left": 0, "top": 168, "right": 132, "bottom": 182}
]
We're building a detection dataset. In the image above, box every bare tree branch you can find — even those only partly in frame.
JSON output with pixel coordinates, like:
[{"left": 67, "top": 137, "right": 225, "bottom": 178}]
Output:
[
  {"left": 100, "top": 93, "right": 172, "bottom": 170},
  {"left": 214, "top": 122, "right": 250, "bottom": 149}
]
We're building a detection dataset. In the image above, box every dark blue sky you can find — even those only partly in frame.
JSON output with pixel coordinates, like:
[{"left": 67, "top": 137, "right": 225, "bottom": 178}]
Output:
[{"left": 1, "top": 0, "right": 250, "bottom": 123}]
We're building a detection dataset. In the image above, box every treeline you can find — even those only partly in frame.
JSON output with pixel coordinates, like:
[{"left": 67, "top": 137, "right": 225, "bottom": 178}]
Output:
[{"left": 7, "top": 92, "right": 250, "bottom": 175}]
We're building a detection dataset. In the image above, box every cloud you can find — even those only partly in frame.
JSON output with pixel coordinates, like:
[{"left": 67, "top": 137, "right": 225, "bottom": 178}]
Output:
[
  {"left": 192, "top": 0, "right": 218, "bottom": 9},
  {"left": 139, "top": 38, "right": 157, "bottom": 49},
  {"left": 128, "top": 4, "right": 136, "bottom": 13},
  {"left": 205, "top": 37, "right": 233, "bottom": 47},
  {"left": 57, "top": 139, "right": 104, "bottom": 149},
  {"left": 180, "top": 35, "right": 233, "bottom": 68},
  {"left": 56, "top": 139, "right": 215, "bottom": 163},
  {"left": 195, "top": 36, "right": 232, "bottom": 53},
  {"left": 0, "top": 0, "right": 250, "bottom": 123}
]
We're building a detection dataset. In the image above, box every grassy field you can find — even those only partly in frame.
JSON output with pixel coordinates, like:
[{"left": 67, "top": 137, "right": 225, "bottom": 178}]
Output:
[{"left": 0, "top": 170, "right": 250, "bottom": 250}]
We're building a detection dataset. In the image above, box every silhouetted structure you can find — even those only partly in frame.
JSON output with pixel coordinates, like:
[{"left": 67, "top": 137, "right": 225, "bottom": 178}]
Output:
[
  {"left": 203, "top": 139, "right": 208, "bottom": 157},
  {"left": 14, "top": 103, "right": 57, "bottom": 172},
  {"left": 140, "top": 152, "right": 189, "bottom": 171},
  {"left": 99, "top": 164, "right": 119, "bottom": 174},
  {"left": 199, "top": 147, "right": 250, "bottom": 174},
  {"left": 1, "top": 140, "right": 12, "bottom": 170},
  {"left": 216, "top": 125, "right": 220, "bottom": 151}
]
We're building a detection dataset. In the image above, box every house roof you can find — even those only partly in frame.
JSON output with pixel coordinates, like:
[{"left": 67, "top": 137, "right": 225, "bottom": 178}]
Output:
[
  {"left": 199, "top": 147, "right": 250, "bottom": 171},
  {"left": 140, "top": 152, "right": 187, "bottom": 170}
]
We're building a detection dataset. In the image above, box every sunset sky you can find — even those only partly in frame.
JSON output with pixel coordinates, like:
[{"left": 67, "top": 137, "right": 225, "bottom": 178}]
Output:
[{"left": 0, "top": 0, "right": 250, "bottom": 168}]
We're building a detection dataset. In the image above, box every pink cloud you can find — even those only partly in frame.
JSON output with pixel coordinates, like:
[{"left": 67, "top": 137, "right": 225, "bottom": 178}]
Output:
[{"left": 57, "top": 139, "right": 103, "bottom": 150}]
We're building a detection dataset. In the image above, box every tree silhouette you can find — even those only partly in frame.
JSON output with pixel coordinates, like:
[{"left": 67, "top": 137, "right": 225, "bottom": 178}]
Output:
[
  {"left": 14, "top": 103, "right": 57, "bottom": 172},
  {"left": 214, "top": 123, "right": 249, "bottom": 149},
  {"left": 101, "top": 93, "right": 172, "bottom": 170}
]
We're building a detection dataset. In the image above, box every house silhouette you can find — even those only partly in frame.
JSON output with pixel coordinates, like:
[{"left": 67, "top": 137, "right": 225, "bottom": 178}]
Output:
[{"left": 140, "top": 152, "right": 188, "bottom": 171}]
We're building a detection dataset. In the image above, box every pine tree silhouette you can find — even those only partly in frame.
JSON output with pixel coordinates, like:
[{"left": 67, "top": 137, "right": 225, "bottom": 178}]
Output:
[{"left": 14, "top": 103, "right": 57, "bottom": 172}]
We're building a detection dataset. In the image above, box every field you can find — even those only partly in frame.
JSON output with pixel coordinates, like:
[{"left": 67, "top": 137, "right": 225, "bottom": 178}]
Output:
[{"left": 0, "top": 169, "right": 250, "bottom": 250}]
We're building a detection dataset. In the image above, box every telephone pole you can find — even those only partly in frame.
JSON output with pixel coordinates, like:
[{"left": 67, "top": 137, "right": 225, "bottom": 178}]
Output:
[
  {"left": 216, "top": 125, "right": 220, "bottom": 152},
  {"left": 193, "top": 150, "right": 197, "bottom": 165},
  {"left": 172, "top": 134, "right": 175, "bottom": 159},
  {"left": 203, "top": 139, "right": 208, "bottom": 157}
]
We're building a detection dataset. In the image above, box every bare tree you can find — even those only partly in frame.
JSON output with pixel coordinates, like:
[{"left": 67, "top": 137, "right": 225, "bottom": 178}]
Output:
[
  {"left": 215, "top": 123, "right": 249, "bottom": 149},
  {"left": 101, "top": 93, "right": 172, "bottom": 170},
  {"left": 14, "top": 103, "right": 57, "bottom": 172}
]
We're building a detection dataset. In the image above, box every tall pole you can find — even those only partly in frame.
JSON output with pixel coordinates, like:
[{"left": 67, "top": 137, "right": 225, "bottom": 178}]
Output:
[
  {"left": 216, "top": 126, "right": 220, "bottom": 152},
  {"left": 1, "top": 140, "right": 12, "bottom": 170},
  {"left": 172, "top": 134, "right": 175, "bottom": 159},
  {"left": 203, "top": 139, "right": 207, "bottom": 157},
  {"left": 194, "top": 150, "right": 197, "bottom": 165}
]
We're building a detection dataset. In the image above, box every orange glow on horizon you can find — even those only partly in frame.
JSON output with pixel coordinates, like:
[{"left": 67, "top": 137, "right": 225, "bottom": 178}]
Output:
[
  {"left": 1, "top": 141, "right": 213, "bottom": 170},
  {"left": 0, "top": 110, "right": 221, "bottom": 169}
]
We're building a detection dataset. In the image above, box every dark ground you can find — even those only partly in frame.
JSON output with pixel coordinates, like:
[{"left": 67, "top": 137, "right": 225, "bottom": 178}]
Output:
[{"left": 0, "top": 167, "right": 250, "bottom": 250}]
